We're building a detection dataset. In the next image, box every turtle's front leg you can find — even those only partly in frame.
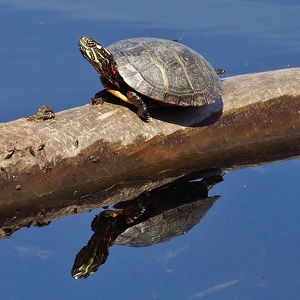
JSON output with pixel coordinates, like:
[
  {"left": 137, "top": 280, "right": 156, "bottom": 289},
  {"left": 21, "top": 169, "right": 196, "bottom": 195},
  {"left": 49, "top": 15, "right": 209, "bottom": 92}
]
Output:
[{"left": 127, "top": 91, "right": 150, "bottom": 120}]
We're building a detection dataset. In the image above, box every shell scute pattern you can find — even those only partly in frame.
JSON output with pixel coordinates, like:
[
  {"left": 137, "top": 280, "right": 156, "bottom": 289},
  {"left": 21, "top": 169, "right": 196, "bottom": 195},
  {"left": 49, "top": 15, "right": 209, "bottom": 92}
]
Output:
[{"left": 108, "top": 38, "right": 221, "bottom": 106}]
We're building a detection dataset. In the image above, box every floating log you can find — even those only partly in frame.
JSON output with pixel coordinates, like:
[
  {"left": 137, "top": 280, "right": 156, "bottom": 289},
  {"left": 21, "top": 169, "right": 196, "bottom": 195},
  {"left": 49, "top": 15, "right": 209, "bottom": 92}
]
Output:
[{"left": 0, "top": 68, "right": 300, "bottom": 237}]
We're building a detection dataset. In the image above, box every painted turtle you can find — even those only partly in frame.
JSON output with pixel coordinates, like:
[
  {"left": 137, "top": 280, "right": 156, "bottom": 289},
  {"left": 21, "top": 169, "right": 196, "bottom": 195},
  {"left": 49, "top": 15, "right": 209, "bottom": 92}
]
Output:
[
  {"left": 71, "top": 173, "right": 223, "bottom": 279},
  {"left": 78, "top": 37, "right": 222, "bottom": 120}
]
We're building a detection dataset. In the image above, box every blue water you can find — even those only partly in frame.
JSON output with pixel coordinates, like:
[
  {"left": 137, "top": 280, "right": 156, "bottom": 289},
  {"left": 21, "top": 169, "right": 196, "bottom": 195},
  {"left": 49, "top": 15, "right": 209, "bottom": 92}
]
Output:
[{"left": 0, "top": 1, "right": 300, "bottom": 299}]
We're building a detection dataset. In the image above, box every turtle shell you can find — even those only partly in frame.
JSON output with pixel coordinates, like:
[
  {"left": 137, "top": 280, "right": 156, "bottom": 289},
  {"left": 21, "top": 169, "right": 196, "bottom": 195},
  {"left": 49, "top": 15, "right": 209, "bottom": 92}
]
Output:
[
  {"left": 114, "top": 196, "right": 219, "bottom": 247},
  {"left": 108, "top": 38, "right": 222, "bottom": 107}
]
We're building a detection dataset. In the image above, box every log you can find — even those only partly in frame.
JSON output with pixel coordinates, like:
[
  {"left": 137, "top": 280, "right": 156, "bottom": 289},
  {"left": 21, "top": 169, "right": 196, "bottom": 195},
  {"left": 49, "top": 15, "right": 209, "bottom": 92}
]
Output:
[{"left": 0, "top": 68, "right": 300, "bottom": 237}]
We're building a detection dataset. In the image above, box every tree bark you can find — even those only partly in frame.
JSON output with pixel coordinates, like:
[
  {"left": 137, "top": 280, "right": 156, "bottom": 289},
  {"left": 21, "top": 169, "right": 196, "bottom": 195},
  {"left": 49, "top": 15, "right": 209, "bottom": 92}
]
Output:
[{"left": 0, "top": 67, "right": 300, "bottom": 237}]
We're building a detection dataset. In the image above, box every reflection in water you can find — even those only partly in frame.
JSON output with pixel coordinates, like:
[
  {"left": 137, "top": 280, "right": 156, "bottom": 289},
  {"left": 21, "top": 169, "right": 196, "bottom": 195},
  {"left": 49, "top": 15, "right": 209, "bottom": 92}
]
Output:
[{"left": 71, "top": 169, "right": 224, "bottom": 279}]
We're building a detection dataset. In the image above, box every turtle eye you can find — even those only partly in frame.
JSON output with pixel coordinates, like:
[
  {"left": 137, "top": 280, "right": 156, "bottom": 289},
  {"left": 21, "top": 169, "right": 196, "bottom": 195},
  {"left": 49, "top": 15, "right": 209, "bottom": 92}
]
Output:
[{"left": 87, "top": 39, "right": 96, "bottom": 47}]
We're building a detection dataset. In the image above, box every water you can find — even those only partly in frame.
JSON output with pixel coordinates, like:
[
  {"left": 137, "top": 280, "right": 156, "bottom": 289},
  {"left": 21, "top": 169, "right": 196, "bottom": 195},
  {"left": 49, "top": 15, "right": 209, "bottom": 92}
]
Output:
[{"left": 0, "top": 0, "right": 300, "bottom": 299}]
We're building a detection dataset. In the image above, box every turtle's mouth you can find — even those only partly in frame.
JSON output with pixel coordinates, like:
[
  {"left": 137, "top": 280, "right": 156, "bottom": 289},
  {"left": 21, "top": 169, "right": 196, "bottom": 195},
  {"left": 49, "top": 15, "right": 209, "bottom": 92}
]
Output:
[
  {"left": 78, "top": 36, "right": 96, "bottom": 58},
  {"left": 78, "top": 39, "right": 98, "bottom": 67},
  {"left": 78, "top": 38, "right": 90, "bottom": 54},
  {"left": 78, "top": 46, "right": 89, "bottom": 59},
  {"left": 78, "top": 36, "right": 95, "bottom": 48}
]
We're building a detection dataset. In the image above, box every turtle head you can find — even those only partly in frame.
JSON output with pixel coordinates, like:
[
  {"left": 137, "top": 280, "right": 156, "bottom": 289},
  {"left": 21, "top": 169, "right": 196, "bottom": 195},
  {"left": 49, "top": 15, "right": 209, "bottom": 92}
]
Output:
[
  {"left": 78, "top": 36, "right": 112, "bottom": 75},
  {"left": 71, "top": 239, "right": 109, "bottom": 279}
]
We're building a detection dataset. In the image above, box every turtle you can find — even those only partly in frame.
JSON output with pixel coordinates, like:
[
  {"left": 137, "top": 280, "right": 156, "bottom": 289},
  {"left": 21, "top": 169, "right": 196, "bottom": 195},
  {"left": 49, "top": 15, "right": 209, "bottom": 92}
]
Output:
[
  {"left": 78, "top": 36, "right": 223, "bottom": 120},
  {"left": 71, "top": 173, "right": 223, "bottom": 279}
]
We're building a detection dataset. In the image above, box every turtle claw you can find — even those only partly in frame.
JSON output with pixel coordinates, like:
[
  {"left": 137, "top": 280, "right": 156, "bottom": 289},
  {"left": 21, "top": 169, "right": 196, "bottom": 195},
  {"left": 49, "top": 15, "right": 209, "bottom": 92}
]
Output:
[
  {"left": 137, "top": 109, "right": 150, "bottom": 121},
  {"left": 90, "top": 96, "right": 104, "bottom": 105}
]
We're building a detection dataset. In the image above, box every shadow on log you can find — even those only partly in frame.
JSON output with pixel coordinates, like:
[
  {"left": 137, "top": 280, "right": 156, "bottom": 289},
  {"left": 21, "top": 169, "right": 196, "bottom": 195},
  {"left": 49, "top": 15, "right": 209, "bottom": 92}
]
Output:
[{"left": 0, "top": 68, "right": 300, "bottom": 237}]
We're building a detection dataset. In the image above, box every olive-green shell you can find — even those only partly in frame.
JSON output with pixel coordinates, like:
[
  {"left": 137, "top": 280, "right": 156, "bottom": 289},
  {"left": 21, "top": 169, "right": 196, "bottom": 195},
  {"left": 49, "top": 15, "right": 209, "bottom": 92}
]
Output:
[{"left": 108, "top": 38, "right": 222, "bottom": 106}]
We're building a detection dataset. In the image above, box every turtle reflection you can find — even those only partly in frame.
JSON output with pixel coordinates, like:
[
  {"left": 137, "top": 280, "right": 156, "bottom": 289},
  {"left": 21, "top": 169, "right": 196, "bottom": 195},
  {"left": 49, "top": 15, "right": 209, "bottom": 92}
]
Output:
[{"left": 71, "top": 171, "right": 223, "bottom": 279}]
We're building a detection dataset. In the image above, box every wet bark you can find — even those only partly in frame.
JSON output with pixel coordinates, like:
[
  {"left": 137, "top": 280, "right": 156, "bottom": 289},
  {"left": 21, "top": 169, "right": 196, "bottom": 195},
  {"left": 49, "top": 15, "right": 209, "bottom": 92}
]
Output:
[{"left": 0, "top": 67, "right": 300, "bottom": 237}]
